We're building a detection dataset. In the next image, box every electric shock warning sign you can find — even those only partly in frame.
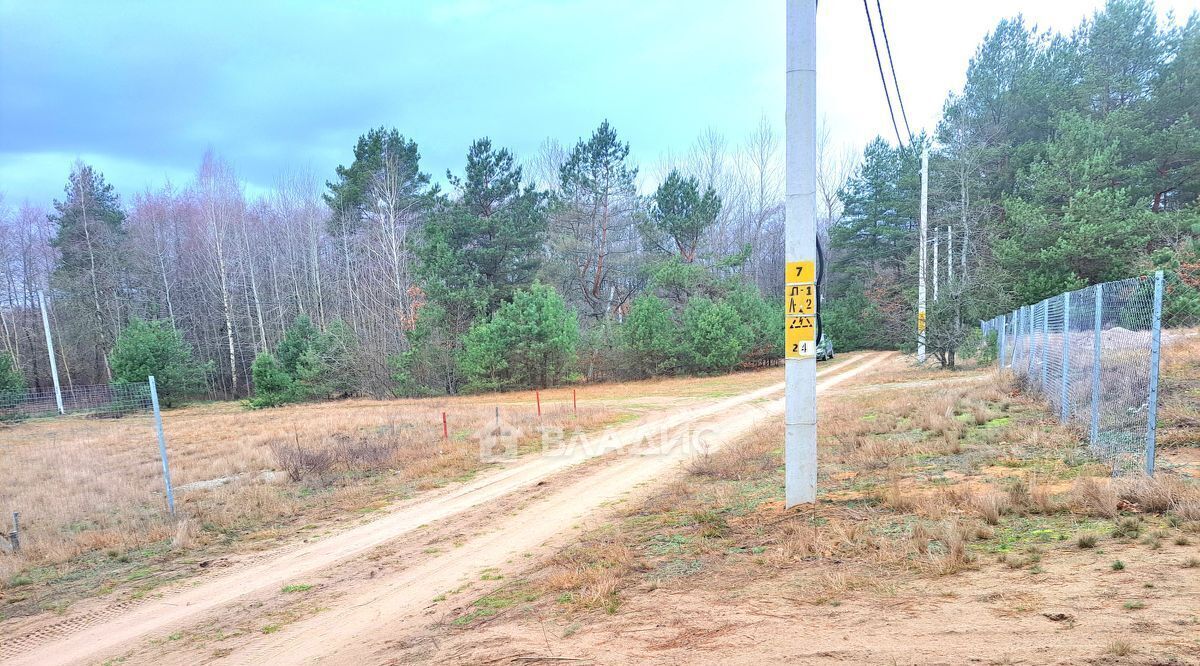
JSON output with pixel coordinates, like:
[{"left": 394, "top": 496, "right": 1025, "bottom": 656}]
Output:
[{"left": 786, "top": 316, "right": 817, "bottom": 358}]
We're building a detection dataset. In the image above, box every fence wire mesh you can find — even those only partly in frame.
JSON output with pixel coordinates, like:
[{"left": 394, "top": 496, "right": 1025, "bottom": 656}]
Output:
[
  {"left": 0, "top": 381, "right": 173, "bottom": 559},
  {"left": 981, "top": 271, "right": 1180, "bottom": 475},
  {"left": 1, "top": 382, "right": 152, "bottom": 422}
]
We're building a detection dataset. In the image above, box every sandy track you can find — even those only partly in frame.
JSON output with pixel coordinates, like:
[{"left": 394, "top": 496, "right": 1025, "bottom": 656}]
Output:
[
  {"left": 220, "top": 353, "right": 886, "bottom": 666},
  {"left": 4, "top": 353, "right": 886, "bottom": 666}
]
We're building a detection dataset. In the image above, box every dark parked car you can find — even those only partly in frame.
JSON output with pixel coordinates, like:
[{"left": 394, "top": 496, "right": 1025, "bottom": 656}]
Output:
[{"left": 815, "top": 335, "right": 834, "bottom": 361}]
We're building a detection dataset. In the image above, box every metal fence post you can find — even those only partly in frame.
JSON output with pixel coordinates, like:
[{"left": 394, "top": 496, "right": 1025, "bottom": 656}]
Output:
[
  {"left": 1090, "top": 284, "right": 1103, "bottom": 448},
  {"left": 1059, "top": 292, "right": 1071, "bottom": 423},
  {"left": 1145, "top": 271, "right": 1164, "bottom": 476},
  {"left": 1018, "top": 306, "right": 1027, "bottom": 368},
  {"left": 9, "top": 511, "right": 19, "bottom": 553},
  {"left": 1040, "top": 299, "right": 1049, "bottom": 391},
  {"left": 1013, "top": 307, "right": 1021, "bottom": 369},
  {"left": 148, "top": 376, "right": 176, "bottom": 514},
  {"left": 1027, "top": 304, "right": 1036, "bottom": 376},
  {"left": 1007, "top": 311, "right": 1014, "bottom": 368},
  {"left": 998, "top": 313, "right": 1006, "bottom": 368},
  {"left": 1010, "top": 309, "right": 1019, "bottom": 367}
]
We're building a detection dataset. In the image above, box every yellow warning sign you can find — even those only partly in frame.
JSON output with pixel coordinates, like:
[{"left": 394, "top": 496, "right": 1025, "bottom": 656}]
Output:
[
  {"left": 786, "top": 315, "right": 817, "bottom": 360},
  {"left": 786, "top": 283, "right": 817, "bottom": 315},
  {"left": 917, "top": 311, "right": 927, "bottom": 333},
  {"left": 785, "top": 260, "right": 816, "bottom": 285}
]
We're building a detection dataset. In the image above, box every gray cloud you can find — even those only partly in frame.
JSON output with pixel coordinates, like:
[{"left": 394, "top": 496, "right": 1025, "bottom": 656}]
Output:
[
  {"left": 0, "top": 0, "right": 780, "bottom": 205},
  {"left": 6, "top": 0, "right": 1179, "bottom": 207}
]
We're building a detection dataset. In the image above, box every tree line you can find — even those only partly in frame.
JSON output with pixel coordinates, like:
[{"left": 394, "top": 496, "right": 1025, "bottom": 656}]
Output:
[
  {"left": 0, "top": 118, "right": 805, "bottom": 402},
  {"left": 825, "top": 0, "right": 1200, "bottom": 366},
  {"left": 6, "top": 0, "right": 1195, "bottom": 402}
]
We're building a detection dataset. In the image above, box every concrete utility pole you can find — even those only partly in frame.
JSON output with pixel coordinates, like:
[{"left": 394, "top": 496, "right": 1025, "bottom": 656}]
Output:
[
  {"left": 784, "top": 0, "right": 817, "bottom": 507},
  {"left": 933, "top": 228, "right": 939, "bottom": 301},
  {"left": 917, "top": 147, "right": 928, "bottom": 363},
  {"left": 37, "top": 290, "right": 64, "bottom": 415}
]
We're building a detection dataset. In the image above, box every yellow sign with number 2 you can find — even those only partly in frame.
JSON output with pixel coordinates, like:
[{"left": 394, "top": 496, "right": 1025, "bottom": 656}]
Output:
[{"left": 786, "top": 315, "right": 816, "bottom": 358}]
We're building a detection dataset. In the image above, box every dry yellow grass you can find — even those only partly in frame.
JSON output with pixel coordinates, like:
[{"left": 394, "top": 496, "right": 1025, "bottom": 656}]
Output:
[
  {"left": 543, "top": 528, "right": 636, "bottom": 614},
  {"left": 1158, "top": 331, "right": 1200, "bottom": 448},
  {"left": 0, "top": 394, "right": 616, "bottom": 584},
  {"left": 520, "top": 349, "right": 1200, "bottom": 620},
  {"left": 0, "top": 365, "right": 789, "bottom": 593}
]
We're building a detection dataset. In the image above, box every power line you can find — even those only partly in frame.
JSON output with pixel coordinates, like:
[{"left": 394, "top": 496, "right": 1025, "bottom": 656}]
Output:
[
  {"left": 875, "top": 0, "right": 913, "bottom": 141},
  {"left": 862, "top": 0, "right": 906, "bottom": 150}
]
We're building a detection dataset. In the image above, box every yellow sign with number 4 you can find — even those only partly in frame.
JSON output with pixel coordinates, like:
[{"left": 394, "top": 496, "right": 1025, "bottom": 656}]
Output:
[{"left": 786, "top": 315, "right": 817, "bottom": 359}]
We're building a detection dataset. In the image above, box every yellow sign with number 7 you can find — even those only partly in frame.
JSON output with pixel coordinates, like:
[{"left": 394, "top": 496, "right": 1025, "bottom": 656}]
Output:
[{"left": 785, "top": 260, "right": 816, "bottom": 285}]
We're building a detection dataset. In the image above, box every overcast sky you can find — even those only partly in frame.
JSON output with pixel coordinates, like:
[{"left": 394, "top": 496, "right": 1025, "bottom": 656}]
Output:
[{"left": 2, "top": 0, "right": 1198, "bottom": 208}]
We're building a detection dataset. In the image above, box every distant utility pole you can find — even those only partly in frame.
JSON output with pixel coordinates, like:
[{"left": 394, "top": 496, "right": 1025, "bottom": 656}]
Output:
[
  {"left": 933, "top": 227, "right": 939, "bottom": 301},
  {"left": 917, "top": 147, "right": 928, "bottom": 363},
  {"left": 784, "top": 0, "right": 818, "bottom": 508},
  {"left": 37, "top": 290, "right": 65, "bottom": 415}
]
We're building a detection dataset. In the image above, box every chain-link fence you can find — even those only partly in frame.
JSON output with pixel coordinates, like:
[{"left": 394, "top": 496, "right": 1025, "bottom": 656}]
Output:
[
  {"left": 981, "top": 271, "right": 1197, "bottom": 475},
  {"left": 0, "top": 377, "right": 175, "bottom": 561}
]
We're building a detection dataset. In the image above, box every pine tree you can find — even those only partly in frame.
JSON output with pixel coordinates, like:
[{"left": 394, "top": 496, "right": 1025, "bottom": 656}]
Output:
[
  {"left": 644, "top": 169, "right": 721, "bottom": 263},
  {"left": 459, "top": 284, "right": 579, "bottom": 391},
  {"left": 249, "top": 353, "right": 293, "bottom": 408},
  {"left": 681, "top": 298, "right": 750, "bottom": 373},
  {"left": 553, "top": 121, "right": 639, "bottom": 319},
  {"left": 110, "top": 318, "right": 205, "bottom": 406},
  {"left": 831, "top": 138, "right": 920, "bottom": 288},
  {"left": 410, "top": 139, "right": 548, "bottom": 394},
  {"left": 620, "top": 295, "right": 678, "bottom": 377},
  {"left": 49, "top": 161, "right": 128, "bottom": 381},
  {"left": 324, "top": 128, "right": 433, "bottom": 236}
]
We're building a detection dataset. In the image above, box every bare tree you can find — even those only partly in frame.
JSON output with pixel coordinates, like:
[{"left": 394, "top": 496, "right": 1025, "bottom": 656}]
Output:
[{"left": 192, "top": 152, "right": 246, "bottom": 396}]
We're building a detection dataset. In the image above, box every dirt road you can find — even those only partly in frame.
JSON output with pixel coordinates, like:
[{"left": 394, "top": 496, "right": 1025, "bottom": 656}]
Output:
[{"left": 3, "top": 352, "right": 888, "bottom": 665}]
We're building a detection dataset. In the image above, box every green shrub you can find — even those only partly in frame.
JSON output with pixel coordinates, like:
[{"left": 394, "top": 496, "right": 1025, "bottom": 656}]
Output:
[
  {"left": 0, "top": 352, "right": 24, "bottom": 395},
  {"left": 249, "top": 352, "right": 293, "bottom": 408},
  {"left": 251, "top": 316, "right": 362, "bottom": 406},
  {"left": 724, "top": 284, "right": 781, "bottom": 363},
  {"left": 459, "top": 284, "right": 579, "bottom": 391},
  {"left": 0, "top": 353, "right": 25, "bottom": 422},
  {"left": 620, "top": 294, "right": 678, "bottom": 377},
  {"left": 110, "top": 318, "right": 205, "bottom": 406},
  {"left": 681, "top": 298, "right": 749, "bottom": 373},
  {"left": 822, "top": 290, "right": 886, "bottom": 351}
]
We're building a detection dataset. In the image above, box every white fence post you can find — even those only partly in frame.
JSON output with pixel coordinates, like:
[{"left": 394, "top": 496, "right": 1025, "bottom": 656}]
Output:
[
  {"left": 1040, "top": 299, "right": 1049, "bottom": 391},
  {"left": 1089, "top": 284, "right": 1103, "bottom": 449},
  {"left": 148, "top": 376, "right": 176, "bottom": 514},
  {"left": 1014, "top": 307, "right": 1023, "bottom": 371},
  {"left": 998, "top": 313, "right": 1006, "bottom": 368},
  {"left": 1059, "top": 291, "right": 1071, "bottom": 423},
  {"left": 1026, "top": 303, "right": 1035, "bottom": 375},
  {"left": 1145, "top": 271, "right": 1164, "bottom": 476},
  {"left": 37, "top": 290, "right": 65, "bottom": 415},
  {"left": 1011, "top": 309, "right": 1019, "bottom": 367}
]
